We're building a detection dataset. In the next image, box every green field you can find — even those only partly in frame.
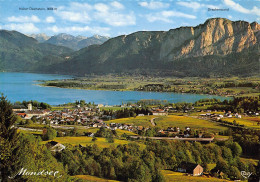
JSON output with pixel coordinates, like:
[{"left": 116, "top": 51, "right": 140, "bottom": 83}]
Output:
[
  {"left": 106, "top": 115, "right": 228, "bottom": 133},
  {"left": 73, "top": 126, "right": 99, "bottom": 135},
  {"left": 207, "top": 164, "right": 217, "bottom": 171},
  {"left": 223, "top": 117, "right": 260, "bottom": 129},
  {"left": 21, "top": 123, "right": 46, "bottom": 129},
  {"left": 17, "top": 129, "right": 42, "bottom": 135},
  {"left": 161, "top": 170, "right": 232, "bottom": 182},
  {"left": 115, "top": 129, "right": 138, "bottom": 136},
  {"left": 42, "top": 136, "right": 145, "bottom": 149},
  {"left": 51, "top": 106, "right": 75, "bottom": 111},
  {"left": 73, "top": 175, "right": 120, "bottom": 182},
  {"left": 105, "top": 115, "right": 155, "bottom": 127},
  {"left": 100, "top": 106, "right": 124, "bottom": 111},
  {"left": 74, "top": 126, "right": 137, "bottom": 136},
  {"left": 240, "top": 157, "right": 259, "bottom": 166},
  {"left": 188, "top": 112, "right": 225, "bottom": 116},
  {"left": 155, "top": 115, "right": 227, "bottom": 133}
]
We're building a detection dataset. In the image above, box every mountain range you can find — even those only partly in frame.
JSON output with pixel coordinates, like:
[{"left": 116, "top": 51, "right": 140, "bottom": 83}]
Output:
[
  {"left": 0, "top": 30, "right": 73, "bottom": 72},
  {"left": 29, "top": 33, "right": 110, "bottom": 50},
  {"left": 1, "top": 18, "right": 259, "bottom": 77},
  {"left": 42, "top": 18, "right": 260, "bottom": 77}
]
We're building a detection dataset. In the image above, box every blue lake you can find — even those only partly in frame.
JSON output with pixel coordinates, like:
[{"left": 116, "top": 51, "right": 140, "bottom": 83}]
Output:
[{"left": 0, "top": 72, "right": 228, "bottom": 105}]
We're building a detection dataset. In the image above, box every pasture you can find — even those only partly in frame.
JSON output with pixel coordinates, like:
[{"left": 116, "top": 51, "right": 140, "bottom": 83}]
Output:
[
  {"left": 73, "top": 175, "right": 119, "bottom": 182},
  {"left": 223, "top": 117, "right": 260, "bottom": 129},
  {"left": 42, "top": 136, "right": 145, "bottom": 149},
  {"left": 161, "top": 170, "right": 232, "bottom": 182},
  {"left": 106, "top": 115, "right": 228, "bottom": 133}
]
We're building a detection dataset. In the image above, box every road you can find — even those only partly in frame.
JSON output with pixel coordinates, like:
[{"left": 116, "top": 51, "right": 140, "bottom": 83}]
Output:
[{"left": 130, "top": 136, "right": 215, "bottom": 142}]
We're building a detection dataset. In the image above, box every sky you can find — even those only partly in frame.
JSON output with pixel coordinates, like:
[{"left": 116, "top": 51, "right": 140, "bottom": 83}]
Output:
[{"left": 0, "top": 0, "right": 259, "bottom": 37}]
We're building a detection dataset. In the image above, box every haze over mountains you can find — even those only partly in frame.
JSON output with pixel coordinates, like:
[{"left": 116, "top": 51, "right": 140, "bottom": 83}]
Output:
[
  {"left": 0, "top": 18, "right": 259, "bottom": 77},
  {"left": 29, "top": 33, "right": 110, "bottom": 50}
]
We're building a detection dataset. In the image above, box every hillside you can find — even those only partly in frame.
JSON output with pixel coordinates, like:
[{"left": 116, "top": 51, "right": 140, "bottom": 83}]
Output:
[
  {"left": 0, "top": 30, "right": 73, "bottom": 72},
  {"left": 44, "top": 18, "right": 259, "bottom": 77},
  {"left": 45, "top": 33, "right": 110, "bottom": 50}
]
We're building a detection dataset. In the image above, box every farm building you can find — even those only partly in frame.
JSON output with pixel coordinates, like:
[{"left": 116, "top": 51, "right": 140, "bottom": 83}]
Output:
[{"left": 177, "top": 162, "right": 203, "bottom": 176}]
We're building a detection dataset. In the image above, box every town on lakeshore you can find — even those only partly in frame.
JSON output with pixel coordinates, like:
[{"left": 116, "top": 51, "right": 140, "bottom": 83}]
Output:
[
  {"left": 14, "top": 101, "right": 259, "bottom": 140},
  {"left": 1, "top": 0, "right": 260, "bottom": 181},
  {"left": 5, "top": 96, "right": 259, "bottom": 181}
]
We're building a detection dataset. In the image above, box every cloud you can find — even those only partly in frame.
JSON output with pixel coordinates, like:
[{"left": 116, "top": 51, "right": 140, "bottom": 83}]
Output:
[
  {"left": 46, "top": 25, "right": 110, "bottom": 36},
  {"left": 69, "top": 2, "right": 92, "bottom": 11},
  {"left": 94, "top": 11, "right": 136, "bottom": 26},
  {"left": 139, "top": 1, "right": 170, "bottom": 9},
  {"left": 145, "top": 13, "right": 173, "bottom": 23},
  {"left": 223, "top": 0, "right": 260, "bottom": 16},
  {"left": 145, "top": 10, "right": 196, "bottom": 23},
  {"left": 177, "top": 1, "right": 220, "bottom": 11},
  {"left": 162, "top": 11, "right": 196, "bottom": 19},
  {"left": 55, "top": 11, "right": 91, "bottom": 23},
  {"left": 176, "top": 2, "right": 201, "bottom": 10},
  {"left": 94, "top": 3, "right": 109, "bottom": 12},
  {"left": 7, "top": 15, "right": 40, "bottom": 23},
  {"left": 45, "top": 16, "right": 55, "bottom": 23},
  {"left": 55, "top": 2, "right": 135, "bottom": 26},
  {"left": 110, "top": 1, "right": 124, "bottom": 10},
  {"left": 93, "top": 3, "right": 135, "bottom": 26},
  {"left": 3, "top": 23, "right": 39, "bottom": 33}
]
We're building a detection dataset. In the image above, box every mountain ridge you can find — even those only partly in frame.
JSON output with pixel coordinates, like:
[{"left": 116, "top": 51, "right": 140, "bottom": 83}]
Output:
[
  {"left": 0, "top": 18, "right": 259, "bottom": 77},
  {"left": 45, "top": 33, "right": 110, "bottom": 50},
  {"left": 41, "top": 18, "right": 259, "bottom": 77},
  {"left": 29, "top": 33, "right": 50, "bottom": 43},
  {"left": 0, "top": 30, "right": 73, "bottom": 72}
]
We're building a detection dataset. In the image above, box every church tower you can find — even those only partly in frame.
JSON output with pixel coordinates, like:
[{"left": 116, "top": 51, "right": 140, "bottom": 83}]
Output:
[{"left": 28, "top": 103, "right": 32, "bottom": 111}]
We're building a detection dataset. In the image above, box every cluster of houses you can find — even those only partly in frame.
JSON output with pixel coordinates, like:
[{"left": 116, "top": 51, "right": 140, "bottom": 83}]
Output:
[
  {"left": 199, "top": 112, "right": 242, "bottom": 120},
  {"left": 13, "top": 104, "right": 113, "bottom": 126},
  {"left": 157, "top": 126, "right": 200, "bottom": 138},
  {"left": 13, "top": 103, "right": 170, "bottom": 126},
  {"left": 13, "top": 104, "right": 216, "bottom": 138},
  {"left": 12, "top": 104, "right": 159, "bottom": 132}
]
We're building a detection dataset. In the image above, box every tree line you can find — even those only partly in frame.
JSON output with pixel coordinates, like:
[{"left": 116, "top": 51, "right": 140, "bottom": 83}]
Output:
[
  {"left": 209, "top": 96, "right": 260, "bottom": 113},
  {"left": 13, "top": 100, "right": 51, "bottom": 109}
]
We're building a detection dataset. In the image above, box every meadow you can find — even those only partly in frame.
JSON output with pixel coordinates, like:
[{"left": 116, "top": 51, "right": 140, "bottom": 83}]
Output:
[
  {"left": 106, "top": 115, "right": 228, "bottom": 133},
  {"left": 71, "top": 126, "right": 137, "bottom": 136},
  {"left": 17, "top": 129, "right": 42, "bottom": 135},
  {"left": 222, "top": 117, "right": 260, "bottom": 129},
  {"left": 100, "top": 106, "right": 125, "bottom": 111},
  {"left": 42, "top": 136, "right": 145, "bottom": 149},
  {"left": 161, "top": 170, "right": 233, "bottom": 182},
  {"left": 73, "top": 175, "right": 120, "bottom": 182}
]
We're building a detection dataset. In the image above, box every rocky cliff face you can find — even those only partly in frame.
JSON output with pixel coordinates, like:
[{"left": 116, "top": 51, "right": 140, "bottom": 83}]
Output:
[{"left": 160, "top": 18, "right": 259, "bottom": 61}]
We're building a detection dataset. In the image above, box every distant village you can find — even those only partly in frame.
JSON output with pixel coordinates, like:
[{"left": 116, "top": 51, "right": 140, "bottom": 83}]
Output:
[{"left": 13, "top": 102, "right": 259, "bottom": 138}]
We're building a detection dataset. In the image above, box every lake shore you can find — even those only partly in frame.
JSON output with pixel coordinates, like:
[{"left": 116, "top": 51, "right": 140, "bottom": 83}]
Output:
[
  {"left": 39, "top": 75, "right": 260, "bottom": 97},
  {"left": 1, "top": 72, "right": 229, "bottom": 105}
]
